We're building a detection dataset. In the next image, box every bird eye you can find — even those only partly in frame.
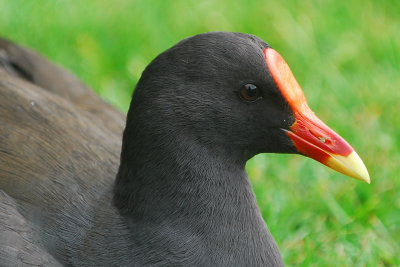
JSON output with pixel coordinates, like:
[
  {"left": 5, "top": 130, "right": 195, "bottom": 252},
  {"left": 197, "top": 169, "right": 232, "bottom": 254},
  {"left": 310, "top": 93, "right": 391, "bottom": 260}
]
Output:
[{"left": 239, "top": 84, "right": 261, "bottom": 102}]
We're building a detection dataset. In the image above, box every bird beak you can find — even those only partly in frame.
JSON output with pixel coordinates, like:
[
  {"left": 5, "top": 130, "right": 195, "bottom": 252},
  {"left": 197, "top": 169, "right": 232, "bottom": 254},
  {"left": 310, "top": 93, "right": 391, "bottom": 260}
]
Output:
[{"left": 264, "top": 48, "right": 370, "bottom": 183}]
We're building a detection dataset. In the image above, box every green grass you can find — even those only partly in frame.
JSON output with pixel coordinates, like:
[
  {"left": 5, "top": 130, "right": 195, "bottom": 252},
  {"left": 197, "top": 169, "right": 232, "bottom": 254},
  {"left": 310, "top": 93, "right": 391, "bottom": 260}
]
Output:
[{"left": 1, "top": 0, "right": 399, "bottom": 265}]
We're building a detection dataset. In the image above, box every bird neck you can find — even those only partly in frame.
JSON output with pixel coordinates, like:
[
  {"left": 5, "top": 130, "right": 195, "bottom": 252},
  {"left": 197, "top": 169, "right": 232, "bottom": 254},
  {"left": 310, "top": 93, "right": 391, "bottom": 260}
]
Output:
[
  {"left": 114, "top": 132, "right": 253, "bottom": 220},
  {"left": 113, "top": 131, "right": 282, "bottom": 264}
]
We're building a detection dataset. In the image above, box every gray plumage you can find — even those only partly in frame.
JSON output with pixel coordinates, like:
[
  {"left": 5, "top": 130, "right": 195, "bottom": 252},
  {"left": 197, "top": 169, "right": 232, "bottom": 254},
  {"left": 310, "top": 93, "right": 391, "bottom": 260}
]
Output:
[{"left": 0, "top": 33, "right": 293, "bottom": 266}]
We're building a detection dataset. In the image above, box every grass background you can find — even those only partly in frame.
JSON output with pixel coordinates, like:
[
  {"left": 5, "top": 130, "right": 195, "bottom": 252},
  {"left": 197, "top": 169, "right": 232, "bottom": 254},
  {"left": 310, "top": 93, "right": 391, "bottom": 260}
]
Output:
[{"left": 1, "top": 0, "right": 399, "bottom": 266}]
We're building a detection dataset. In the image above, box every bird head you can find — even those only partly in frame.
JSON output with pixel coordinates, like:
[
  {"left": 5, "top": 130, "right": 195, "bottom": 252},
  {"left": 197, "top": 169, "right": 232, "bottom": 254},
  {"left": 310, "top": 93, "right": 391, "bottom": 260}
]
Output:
[{"left": 126, "top": 32, "right": 370, "bottom": 183}]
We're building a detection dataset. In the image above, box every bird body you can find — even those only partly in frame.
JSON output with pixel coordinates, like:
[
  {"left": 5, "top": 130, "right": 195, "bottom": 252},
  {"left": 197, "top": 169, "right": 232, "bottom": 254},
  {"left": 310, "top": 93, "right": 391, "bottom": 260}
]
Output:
[
  {"left": 0, "top": 67, "right": 281, "bottom": 266},
  {"left": 0, "top": 32, "right": 368, "bottom": 266}
]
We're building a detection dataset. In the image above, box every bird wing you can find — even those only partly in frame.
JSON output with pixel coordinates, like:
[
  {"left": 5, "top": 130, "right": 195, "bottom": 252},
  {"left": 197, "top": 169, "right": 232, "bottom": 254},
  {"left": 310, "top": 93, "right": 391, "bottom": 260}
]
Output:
[
  {"left": 0, "top": 37, "right": 125, "bottom": 134},
  {"left": 0, "top": 190, "right": 63, "bottom": 267},
  {"left": 0, "top": 38, "right": 125, "bottom": 264}
]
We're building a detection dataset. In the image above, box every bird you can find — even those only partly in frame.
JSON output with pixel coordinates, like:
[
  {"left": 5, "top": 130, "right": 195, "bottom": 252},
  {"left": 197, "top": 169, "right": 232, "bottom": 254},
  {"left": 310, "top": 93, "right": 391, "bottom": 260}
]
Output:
[{"left": 0, "top": 32, "right": 369, "bottom": 266}]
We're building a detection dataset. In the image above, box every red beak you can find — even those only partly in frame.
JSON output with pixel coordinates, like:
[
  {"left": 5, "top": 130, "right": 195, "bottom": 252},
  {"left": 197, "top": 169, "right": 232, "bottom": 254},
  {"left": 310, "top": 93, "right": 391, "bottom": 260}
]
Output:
[{"left": 264, "top": 48, "right": 370, "bottom": 183}]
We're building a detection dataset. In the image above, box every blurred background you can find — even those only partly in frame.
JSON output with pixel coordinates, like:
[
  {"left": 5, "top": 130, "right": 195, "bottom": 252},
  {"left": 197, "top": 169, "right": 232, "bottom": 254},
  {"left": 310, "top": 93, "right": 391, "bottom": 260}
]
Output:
[{"left": 1, "top": 0, "right": 399, "bottom": 265}]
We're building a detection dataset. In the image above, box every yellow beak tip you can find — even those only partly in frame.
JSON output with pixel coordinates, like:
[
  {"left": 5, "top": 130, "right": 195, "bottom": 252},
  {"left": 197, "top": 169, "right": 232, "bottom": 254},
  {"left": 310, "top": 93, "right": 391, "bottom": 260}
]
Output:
[
  {"left": 357, "top": 172, "right": 371, "bottom": 184},
  {"left": 325, "top": 151, "right": 371, "bottom": 184}
]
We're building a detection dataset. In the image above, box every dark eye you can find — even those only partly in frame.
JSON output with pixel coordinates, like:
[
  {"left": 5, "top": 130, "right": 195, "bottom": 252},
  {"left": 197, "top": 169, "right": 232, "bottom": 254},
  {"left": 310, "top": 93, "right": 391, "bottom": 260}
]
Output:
[{"left": 239, "top": 84, "right": 261, "bottom": 102}]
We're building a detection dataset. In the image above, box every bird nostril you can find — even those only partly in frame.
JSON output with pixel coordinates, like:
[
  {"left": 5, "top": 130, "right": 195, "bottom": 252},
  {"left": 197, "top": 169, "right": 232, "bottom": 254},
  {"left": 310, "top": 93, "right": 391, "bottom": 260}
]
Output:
[{"left": 308, "top": 128, "right": 330, "bottom": 144}]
